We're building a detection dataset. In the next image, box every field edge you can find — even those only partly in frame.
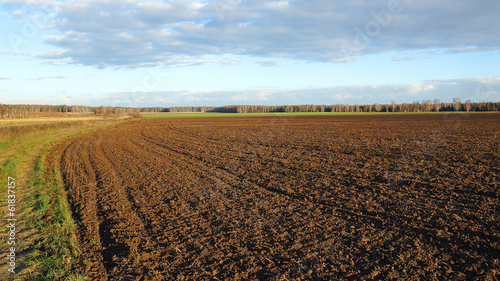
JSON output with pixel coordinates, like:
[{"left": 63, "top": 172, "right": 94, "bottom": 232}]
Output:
[{"left": 0, "top": 118, "right": 130, "bottom": 280}]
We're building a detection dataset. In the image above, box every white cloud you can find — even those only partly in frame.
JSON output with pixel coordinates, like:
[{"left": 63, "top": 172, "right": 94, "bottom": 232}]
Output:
[
  {"left": 82, "top": 77, "right": 498, "bottom": 107},
  {"left": 11, "top": 10, "right": 26, "bottom": 16},
  {"left": 407, "top": 83, "right": 435, "bottom": 95},
  {"left": 2, "top": 0, "right": 500, "bottom": 68},
  {"left": 256, "top": 60, "right": 278, "bottom": 67},
  {"left": 27, "top": 75, "right": 67, "bottom": 80},
  {"left": 8, "top": 76, "right": 496, "bottom": 107},
  {"left": 266, "top": 1, "right": 289, "bottom": 9}
]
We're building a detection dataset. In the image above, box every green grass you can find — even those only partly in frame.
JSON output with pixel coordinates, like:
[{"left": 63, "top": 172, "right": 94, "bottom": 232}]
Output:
[
  {"left": 0, "top": 119, "right": 128, "bottom": 280},
  {"left": 142, "top": 111, "right": 467, "bottom": 119},
  {"left": 21, "top": 153, "right": 85, "bottom": 280}
]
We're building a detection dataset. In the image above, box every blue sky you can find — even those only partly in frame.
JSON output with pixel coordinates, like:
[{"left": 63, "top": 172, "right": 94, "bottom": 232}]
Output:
[{"left": 0, "top": 0, "right": 499, "bottom": 107}]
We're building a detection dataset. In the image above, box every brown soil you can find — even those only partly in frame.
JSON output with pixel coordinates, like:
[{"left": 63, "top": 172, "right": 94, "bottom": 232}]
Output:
[{"left": 53, "top": 113, "right": 500, "bottom": 280}]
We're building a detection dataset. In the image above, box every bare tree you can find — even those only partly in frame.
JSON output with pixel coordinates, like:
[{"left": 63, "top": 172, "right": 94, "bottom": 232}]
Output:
[
  {"left": 412, "top": 101, "right": 420, "bottom": 112},
  {"left": 374, "top": 103, "right": 381, "bottom": 112},
  {"left": 453, "top": 98, "right": 461, "bottom": 111},
  {"left": 464, "top": 99, "right": 472, "bottom": 112},
  {"left": 433, "top": 99, "right": 441, "bottom": 112},
  {"left": 391, "top": 100, "right": 396, "bottom": 112},
  {"left": 94, "top": 106, "right": 105, "bottom": 115},
  {"left": 424, "top": 100, "right": 432, "bottom": 112}
]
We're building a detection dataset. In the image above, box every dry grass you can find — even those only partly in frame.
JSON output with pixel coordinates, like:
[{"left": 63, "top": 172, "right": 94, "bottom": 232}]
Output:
[
  {"left": 0, "top": 112, "right": 136, "bottom": 125},
  {"left": 0, "top": 121, "right": 100, "bottom": 141},
  {"left": 0, "top": 115, "right": 133, "bottom": 141},
  {"left": 0, "top": 117, "right": 102, "bottom": 124},
  {"left": 0, "top": 112, "right": 102, "bottom": 125}
]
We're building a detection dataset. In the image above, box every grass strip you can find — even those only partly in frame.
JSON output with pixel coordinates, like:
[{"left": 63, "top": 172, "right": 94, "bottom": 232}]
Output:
[{"left": 0, "top": 119, "right": 128, "bottom": 280}]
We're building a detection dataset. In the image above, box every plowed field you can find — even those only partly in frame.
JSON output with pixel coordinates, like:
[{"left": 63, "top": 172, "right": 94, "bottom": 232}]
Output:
[{"left": 53, "top": 114, "right": 500, "bottom": 280}]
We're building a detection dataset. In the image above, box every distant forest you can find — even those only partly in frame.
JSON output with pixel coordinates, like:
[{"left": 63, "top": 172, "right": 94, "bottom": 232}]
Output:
[{"left": 1, "top": 99, "right": 500, "bottom": 118}]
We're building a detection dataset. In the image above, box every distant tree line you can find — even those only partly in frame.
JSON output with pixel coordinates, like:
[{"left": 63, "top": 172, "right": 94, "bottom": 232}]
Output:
[
  {"left": 0, "top": 104, "right": 79, "bottom": 117},
  {"left": 164, "top": 106, "right": 215, "bottom": 113},
  {"left": 93, "top": 106, "right": 140, "bottom": 116},
  {"left": 140, "top": 107, "right": 169, "bottom": 113},
  {"left": 1, "top": 99, "right": 499, "bottom": 118},
  {"left": 0, "top": 104, "right": 139, "bottom": 118},
  {"left": 158, "top": 99, "right": 499, "bottom": 114}
]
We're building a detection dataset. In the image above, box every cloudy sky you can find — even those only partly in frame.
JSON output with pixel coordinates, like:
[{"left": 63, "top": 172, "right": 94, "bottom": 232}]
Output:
[{"left": 0, "top": 0, "right": 499, "bottom": 107}]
